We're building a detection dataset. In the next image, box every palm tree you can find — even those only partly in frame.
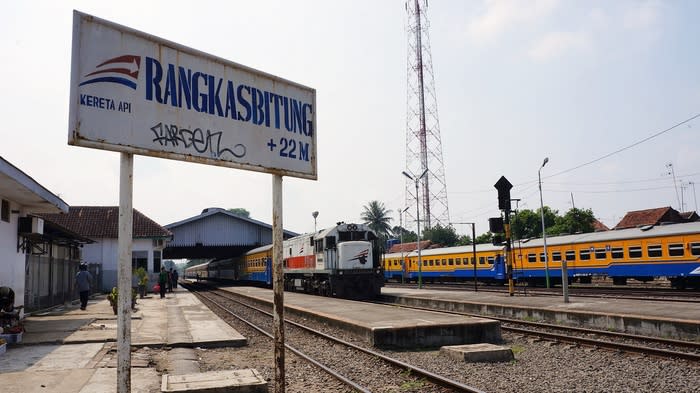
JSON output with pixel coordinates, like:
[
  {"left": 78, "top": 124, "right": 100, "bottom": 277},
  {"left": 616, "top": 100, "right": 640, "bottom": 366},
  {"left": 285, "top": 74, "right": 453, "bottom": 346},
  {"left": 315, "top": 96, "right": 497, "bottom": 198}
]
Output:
[{"left": 361, "top": 201, "right": 393, "bottom": 239}]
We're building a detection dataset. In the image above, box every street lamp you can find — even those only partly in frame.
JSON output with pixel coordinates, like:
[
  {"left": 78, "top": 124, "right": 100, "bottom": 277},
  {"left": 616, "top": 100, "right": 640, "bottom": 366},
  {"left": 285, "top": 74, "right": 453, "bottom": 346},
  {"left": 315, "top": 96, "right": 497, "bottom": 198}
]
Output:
[
  {"left": 538, "top": 157, "right": 550, "bottom": 288},
  {"left": 312, "top": 211, "right": 319, "bottom": 233},
  {"left": 403, "top": 168, "right": 428, "bottom": 289},
  {"left": 399, "top": 206, "right": 410, "bottom": 283}
]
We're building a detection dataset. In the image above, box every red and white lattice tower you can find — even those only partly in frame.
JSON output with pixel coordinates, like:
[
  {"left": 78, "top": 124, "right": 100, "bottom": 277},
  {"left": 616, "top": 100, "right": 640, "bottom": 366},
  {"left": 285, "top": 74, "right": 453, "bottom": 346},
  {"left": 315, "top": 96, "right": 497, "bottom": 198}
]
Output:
[{"left": 404, "top": 0, "right": 449, "bottom": 231}]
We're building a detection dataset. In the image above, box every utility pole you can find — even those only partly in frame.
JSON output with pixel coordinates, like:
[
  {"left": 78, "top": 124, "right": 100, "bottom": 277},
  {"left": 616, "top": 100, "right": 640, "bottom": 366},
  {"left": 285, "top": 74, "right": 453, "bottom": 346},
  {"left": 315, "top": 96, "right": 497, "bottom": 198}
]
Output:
[
  {"left": 451, "top": 222, "right": 478, "bottom": 292},
  {"left": 667, "top": 163, "right": 681, "bottom": 210},
  {"left": 690, "top": 181, "right": 698, "bottom": 212}
]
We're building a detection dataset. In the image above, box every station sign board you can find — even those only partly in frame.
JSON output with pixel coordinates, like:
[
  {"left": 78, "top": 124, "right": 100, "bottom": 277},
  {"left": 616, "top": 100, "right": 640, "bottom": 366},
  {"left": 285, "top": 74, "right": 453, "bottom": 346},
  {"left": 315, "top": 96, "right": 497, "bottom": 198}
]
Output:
[{"left": 68, "top": 11, "right": 317, "bottom": 180}]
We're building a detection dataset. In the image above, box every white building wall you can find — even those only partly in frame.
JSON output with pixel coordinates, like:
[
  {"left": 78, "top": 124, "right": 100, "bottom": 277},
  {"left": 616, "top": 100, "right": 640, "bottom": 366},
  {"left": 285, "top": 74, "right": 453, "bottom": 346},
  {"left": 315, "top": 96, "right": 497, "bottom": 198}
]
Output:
[
  {"left": 82, "top": 238, "right": 161, "bottom": 292},
  {"left": 0, "top": 199, "right": 26, "bottom": 310}
]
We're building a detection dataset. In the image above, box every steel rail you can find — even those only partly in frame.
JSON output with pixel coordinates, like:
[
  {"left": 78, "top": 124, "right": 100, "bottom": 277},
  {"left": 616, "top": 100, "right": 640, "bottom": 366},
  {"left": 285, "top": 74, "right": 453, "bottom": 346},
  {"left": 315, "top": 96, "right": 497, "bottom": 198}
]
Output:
[
  {"left": 206, "top": 288, "right": 486, "bottom": 393},
  {"left": 190, "top": 288, "right": 372, "bottom": 393},
  {"left": 372, "top": 301, "right": 700, "bottom": 359},
  {"left": 502, "top": 325, "right": 700, "bottom": 362}
]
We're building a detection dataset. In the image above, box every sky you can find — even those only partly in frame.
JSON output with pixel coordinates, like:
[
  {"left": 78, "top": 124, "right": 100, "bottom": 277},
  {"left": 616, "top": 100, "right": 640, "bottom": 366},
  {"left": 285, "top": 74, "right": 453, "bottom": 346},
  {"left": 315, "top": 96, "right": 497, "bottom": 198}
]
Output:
[{"left": 1, "top": 0, "right": 699, "bottom": 237}]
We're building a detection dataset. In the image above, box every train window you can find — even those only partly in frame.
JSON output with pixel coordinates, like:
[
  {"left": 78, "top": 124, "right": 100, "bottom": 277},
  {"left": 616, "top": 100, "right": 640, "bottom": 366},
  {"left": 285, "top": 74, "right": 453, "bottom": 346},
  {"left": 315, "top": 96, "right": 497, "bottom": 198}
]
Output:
[
  {"left": 579, "top": 250, "right": 591, "bottom": 261},
  {"left": 527, "top": 254, "right": 536, "bottom": 263},
  {"left": 629, "top": 246, "right": 642, "bottom": 258},
  {"left": 668, "top": 244, "right": 684, "bottom": 257},
  {"left": 539, "top": 253, "right": 546, "bottom": 262},
  {"left": 565, "top": 250, "right": 575, "bottom": 261},
  {"left": 552, "top": 252, "right": 561, "bottom": 261},
  {"left": 325, "top": 236, "right": 336, "bottom": 249},
  {"left": 594, "top": 249, "right": 607, "bottom": 259},
  {"left": 448, "top": 258, "right": 454, "bottom": 266},
  {"left": 691, "top": 243, "right": 700, "bottom": 256},
  {"left": 647, "top": 245, "right": 662, "bottom": 258},
  {"left": 611, "top": 248, "right": 624, "bottom": 259},
  {"left": 442, "top": 259, "right": 447, "bottom": 266},
  {"left": 479, "top": 257, "right": 485, "bottom": 265},
  {"left": 487, "top": 256, "right": 495, "bottom": 264},
  {"left": 456, "top": 258, "right": 461, "bottom": 265}
]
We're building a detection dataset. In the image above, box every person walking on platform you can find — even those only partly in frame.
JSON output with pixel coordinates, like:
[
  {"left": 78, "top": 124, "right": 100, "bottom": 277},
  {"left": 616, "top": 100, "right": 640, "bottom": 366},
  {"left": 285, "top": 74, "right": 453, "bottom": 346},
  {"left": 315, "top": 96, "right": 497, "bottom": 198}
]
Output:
[
  {"left": 158, "top": 267, "right": 168, "bottom": 299},
  {"left": 75, "top": 264, "right": 93, "bottom": 310},
  {"left": 167, "top": 268, "right": 174, "bottom": 293},
  {"left": 172, "top": 269, "right": 179, "bottom": 289}
]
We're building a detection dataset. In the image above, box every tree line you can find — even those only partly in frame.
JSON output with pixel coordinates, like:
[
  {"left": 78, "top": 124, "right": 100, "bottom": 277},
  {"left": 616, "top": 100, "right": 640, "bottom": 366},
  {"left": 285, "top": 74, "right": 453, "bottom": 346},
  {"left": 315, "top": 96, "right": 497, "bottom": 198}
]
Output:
[{"left": 361, "top": 200, "right": 597, "bottom": 248}]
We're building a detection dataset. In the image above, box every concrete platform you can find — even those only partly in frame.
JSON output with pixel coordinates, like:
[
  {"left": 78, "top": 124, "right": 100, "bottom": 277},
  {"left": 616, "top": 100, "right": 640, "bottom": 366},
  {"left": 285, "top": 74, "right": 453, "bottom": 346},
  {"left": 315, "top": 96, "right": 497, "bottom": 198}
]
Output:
[
  {"left": 0, "top": 286, "right": 248, "bottom": 393},
  {"left": 440, "top": 343, "right": 514, "bottom": 363},
  {"left": 221, "top": 286, "right": 502, "bottom": 348},
  {"left": 162, "top": 369, "right": 267, "bottom": 393},
  {"left": 380, "top": 287, "right": 700, "bottom": 341}
]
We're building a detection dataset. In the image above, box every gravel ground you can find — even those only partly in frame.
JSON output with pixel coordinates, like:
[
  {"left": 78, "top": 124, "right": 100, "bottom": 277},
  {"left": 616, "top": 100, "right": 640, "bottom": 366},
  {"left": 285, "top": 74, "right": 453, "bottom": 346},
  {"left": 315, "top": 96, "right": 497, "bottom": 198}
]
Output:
[{"left": 194, "top": 292, "right": 700, "bottom": 393}]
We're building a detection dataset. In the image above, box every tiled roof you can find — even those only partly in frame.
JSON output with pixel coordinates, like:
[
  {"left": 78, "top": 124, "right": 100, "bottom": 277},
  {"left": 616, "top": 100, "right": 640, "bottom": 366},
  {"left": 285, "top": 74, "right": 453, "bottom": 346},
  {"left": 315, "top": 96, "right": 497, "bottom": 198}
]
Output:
[
  {"left": 614, "top": 206, "right": 682, "bottom": 230},
  {"left": 680, "top": 211, "right": 699, "bottom": 221},
  {"left": 388, "top": 240, "right": 432, "bottom": 254},
  {"left": 592, "top": 219, "right": 609, "bottom": 232},
  {"left": 38, "top": 206, "right": 171, "bottom": 239}
]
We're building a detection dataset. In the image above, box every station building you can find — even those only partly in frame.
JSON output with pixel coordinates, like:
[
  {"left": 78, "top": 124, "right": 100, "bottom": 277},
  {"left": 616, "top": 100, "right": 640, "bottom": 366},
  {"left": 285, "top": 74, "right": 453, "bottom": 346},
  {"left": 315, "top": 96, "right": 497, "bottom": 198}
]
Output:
[
  {"left": 0, "top": 156, "right": 84, "bottom": 314},
  {"left": 39, "top": 207, "right": 172, "bottom": 292}
]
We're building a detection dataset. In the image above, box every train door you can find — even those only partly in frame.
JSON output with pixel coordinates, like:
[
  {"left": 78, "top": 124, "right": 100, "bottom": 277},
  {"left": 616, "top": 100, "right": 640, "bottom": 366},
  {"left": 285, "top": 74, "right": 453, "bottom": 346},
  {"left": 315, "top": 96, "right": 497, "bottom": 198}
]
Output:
[
  {"left": 402, "top": 258, "right": 408, "bottom": 282},
  {"left": 265, "top": 257, "right": 272, "bottom": 285}
]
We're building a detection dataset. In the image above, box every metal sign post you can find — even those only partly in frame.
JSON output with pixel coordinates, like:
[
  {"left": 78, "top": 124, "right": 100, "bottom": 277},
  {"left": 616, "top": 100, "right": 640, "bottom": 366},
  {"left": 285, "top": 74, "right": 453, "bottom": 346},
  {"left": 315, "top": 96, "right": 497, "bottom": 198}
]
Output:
[
  {"left": 117, "top": 153, "right": 133, "bottom": 392},
  {"left": 272, "top": 174, "right": 285, "bottom": 393}
]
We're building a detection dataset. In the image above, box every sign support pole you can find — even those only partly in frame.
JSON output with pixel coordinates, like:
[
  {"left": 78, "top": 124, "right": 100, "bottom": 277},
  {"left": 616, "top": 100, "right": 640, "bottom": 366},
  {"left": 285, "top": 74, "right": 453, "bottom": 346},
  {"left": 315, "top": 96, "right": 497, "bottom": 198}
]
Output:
[
  {"left": 272, "top": 174, "right": 285, "bottom": 393},
  {"left": 117, "top": 152, "right": 133, "bottom": 393}
]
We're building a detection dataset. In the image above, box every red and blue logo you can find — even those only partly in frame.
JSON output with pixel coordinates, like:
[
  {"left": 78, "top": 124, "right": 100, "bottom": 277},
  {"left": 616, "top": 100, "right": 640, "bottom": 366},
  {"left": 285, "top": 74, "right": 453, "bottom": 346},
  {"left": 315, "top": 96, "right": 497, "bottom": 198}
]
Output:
[
  {"left": 349, "top": 249, "right": 369, "bottom": 265},
  {"left": 80, "top": 55, "right": 141, "bottom": 90}
]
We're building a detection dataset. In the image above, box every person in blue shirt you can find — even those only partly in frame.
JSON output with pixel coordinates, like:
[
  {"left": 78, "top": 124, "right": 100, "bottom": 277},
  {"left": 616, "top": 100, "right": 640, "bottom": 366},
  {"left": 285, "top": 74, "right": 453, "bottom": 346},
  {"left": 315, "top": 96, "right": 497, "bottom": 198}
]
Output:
[{"left": 75, "top": 264, "right": 93, "bottom": 310}]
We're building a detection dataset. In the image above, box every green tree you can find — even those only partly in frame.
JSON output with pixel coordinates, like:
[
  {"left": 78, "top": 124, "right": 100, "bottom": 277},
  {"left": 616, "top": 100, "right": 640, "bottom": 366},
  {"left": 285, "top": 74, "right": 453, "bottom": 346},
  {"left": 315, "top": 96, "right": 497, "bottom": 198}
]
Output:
[
  {"left": 392, "top": 226, "right": 417, "bottom": 243},
  {"left": 361, "top": 201, "right": 393, "bottom": 240},
  {"left": 475, "top": 231, "right": 494, "bottom": 244},
  {"left": 422, "top": 224, "right": 459, "bottom": 247},
  {"left": 551, "top": 207, "right": 596, "bottom": 235},
  {"left": 227, "top": 208, "right": 250, "bottom": 218},
  {"left": 456, "top": 234, "right": 473, "bottom": 246},
  {"left": 511, "top": 207, "right": 557, "bottom": 239}
]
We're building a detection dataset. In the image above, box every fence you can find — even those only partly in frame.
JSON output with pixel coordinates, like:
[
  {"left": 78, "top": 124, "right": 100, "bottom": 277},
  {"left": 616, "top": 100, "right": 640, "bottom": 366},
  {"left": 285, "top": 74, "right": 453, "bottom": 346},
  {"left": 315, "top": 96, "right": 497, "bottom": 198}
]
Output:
[{"left": 24, "top": 254, "right": 102, "bottom": 313}]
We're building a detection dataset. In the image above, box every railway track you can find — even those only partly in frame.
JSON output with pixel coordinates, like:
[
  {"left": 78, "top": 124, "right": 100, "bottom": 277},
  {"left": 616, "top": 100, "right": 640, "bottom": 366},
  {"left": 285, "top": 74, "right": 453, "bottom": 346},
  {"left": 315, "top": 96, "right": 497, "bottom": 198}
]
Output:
[
  {"left": 373, "top": 300, "right": 700, "bottom": 362},
  {"left": 186, "top": 284, "right": 486, "bottom": 392},
  {"left": 385, "top": 282, "right": 700, "bottom": 303}
]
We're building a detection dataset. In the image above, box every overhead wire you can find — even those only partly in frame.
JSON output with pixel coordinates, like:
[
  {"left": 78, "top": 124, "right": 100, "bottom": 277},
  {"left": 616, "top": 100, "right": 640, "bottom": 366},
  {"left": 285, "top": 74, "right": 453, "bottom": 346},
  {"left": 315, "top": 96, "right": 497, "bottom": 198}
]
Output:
[{"left": 544, "top": 112, "right": 700, "bottom": 179}]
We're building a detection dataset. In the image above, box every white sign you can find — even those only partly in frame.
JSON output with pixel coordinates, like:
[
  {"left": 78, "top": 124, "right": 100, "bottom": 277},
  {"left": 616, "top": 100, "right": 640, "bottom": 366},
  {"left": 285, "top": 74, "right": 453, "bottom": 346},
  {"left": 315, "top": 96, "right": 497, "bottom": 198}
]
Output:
[{"left": 68, "top": 11, "right": 317, "bottom": 180}]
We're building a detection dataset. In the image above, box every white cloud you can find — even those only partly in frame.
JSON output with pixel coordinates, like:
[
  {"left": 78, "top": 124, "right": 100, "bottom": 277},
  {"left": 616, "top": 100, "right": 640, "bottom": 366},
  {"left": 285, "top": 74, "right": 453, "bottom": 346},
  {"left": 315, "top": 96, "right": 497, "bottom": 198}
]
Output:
[
  {"left": 623, "top": 0, "right": 662, "bottom": 29},
  {"left": 528, "top": 31, "right": 591, "bottom": 62},
  {"left": 466, "top": 0, "right": 559, "bottom": 43}
]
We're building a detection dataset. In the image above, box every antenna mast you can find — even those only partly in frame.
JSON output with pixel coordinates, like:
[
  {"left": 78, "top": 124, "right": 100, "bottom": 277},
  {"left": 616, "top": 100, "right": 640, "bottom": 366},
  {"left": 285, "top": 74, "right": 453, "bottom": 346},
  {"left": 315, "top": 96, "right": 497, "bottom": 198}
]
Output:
[{"left": 404, "top": 0, "right": 449, "bottom": 231}]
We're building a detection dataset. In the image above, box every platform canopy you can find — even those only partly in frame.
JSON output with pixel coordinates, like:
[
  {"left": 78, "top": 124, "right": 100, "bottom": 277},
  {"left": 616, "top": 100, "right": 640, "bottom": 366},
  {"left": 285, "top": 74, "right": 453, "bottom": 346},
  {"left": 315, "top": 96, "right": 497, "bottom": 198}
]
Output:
[{"left": 163, "top": 208, "right": 298, "bottom": 259}]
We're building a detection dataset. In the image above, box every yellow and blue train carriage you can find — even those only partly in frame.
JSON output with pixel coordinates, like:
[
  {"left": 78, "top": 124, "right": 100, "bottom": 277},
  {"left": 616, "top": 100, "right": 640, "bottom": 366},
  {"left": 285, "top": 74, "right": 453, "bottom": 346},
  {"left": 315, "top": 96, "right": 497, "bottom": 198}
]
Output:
[
  {"left": 383, "top": 243, "right": 506, "bottom": 283},
  {"left": 512, "top": 221, "right": 700, "bottom": 288},
  {"left": 383, "top": 221, "right": 700, "bottom": 288}
]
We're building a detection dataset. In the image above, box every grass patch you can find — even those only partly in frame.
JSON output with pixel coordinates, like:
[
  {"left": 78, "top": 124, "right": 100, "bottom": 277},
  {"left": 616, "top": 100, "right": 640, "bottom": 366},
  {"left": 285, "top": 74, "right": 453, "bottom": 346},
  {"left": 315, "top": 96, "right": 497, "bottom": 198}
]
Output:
[{"left": 511, "top": 344, "right": 525, "bottom": 355}]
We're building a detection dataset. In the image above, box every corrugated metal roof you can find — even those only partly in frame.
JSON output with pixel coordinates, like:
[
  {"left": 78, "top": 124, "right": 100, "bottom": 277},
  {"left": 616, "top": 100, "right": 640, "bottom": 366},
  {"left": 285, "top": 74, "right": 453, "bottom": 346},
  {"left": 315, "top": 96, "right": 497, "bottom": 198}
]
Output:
[
  {"left": 165, "top": 208, "right": 298, "bottom": 247},
  {"left": 0, "top": 156, "right": 68, "bottom": 213}
]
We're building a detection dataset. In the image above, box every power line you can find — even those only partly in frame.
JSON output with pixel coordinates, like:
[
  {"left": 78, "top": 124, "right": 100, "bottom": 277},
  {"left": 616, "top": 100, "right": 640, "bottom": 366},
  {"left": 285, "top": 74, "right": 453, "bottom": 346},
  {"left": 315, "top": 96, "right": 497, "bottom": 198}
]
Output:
[
  {"left": 545, "top": 171, "right": 700, "bottom": 186},
  {"left": 545, "top": 112, "right": 700, "bottom": 179},
  {"left": 545, "top": 185, "right": 676, "bottom": 194}
]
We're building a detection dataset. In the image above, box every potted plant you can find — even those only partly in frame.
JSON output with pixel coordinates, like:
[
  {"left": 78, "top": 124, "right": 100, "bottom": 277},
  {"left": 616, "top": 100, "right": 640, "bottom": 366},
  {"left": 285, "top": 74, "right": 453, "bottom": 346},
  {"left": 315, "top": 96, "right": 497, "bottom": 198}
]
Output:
[
  {"left": 107, "top": 287, "right": 138, "bottom": 314},
  {"left": 135, "top": 267, "right": 149, "bottom": 298}
]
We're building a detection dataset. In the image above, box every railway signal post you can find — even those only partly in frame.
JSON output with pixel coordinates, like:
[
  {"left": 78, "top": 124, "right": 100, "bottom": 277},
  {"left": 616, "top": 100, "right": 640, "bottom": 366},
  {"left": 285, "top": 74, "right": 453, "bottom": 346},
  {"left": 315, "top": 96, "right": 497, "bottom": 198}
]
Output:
[{"left": 495, "top": 176, "right": 515, "bottom": 296}]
